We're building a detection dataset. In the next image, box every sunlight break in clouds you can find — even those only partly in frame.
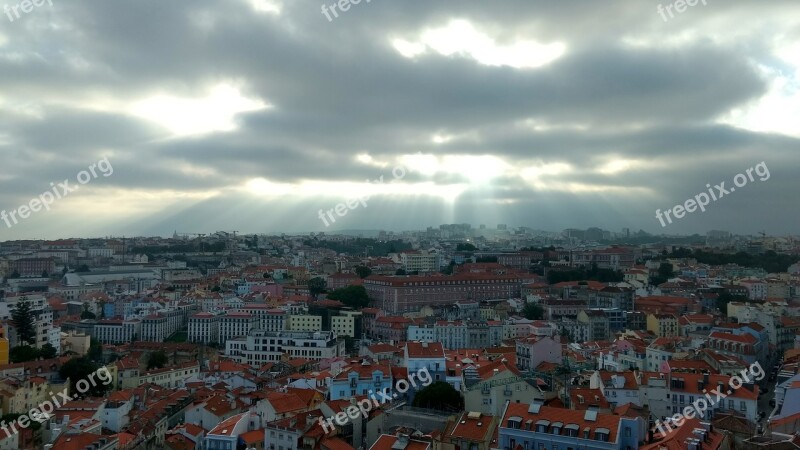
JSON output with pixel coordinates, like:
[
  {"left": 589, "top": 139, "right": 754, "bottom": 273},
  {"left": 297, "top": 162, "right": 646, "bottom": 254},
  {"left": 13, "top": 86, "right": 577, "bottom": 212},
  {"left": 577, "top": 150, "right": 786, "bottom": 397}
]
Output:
[
  {"left": 129, "top": 84, "right": 268, "bottom": 137},
  {"left": 392, "top": 20, "right": 566, "bottom": 69}
]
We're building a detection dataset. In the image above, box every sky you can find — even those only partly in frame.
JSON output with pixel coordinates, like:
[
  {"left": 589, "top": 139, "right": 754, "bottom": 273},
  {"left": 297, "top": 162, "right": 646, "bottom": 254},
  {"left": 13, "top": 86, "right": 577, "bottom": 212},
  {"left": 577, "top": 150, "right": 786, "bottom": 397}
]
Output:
[{"left": 0, "top": 0, "right": 798, "bottom": 240}]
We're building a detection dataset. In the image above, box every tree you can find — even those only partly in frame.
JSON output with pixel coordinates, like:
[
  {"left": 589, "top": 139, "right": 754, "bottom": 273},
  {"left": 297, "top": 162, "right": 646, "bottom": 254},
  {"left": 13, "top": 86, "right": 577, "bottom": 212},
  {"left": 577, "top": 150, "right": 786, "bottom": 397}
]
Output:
[
  {"left": 8, "top": 270, "right": 20, "bottom": 279},
  {"left": 308, "top": 277, "right": 327, "bottom": 299},
  {"left": 80, "top": 305, "right": 96, "bottom": 320},
  {"left": 327, "top": 285, "right": 371, "bottom": 309},
  {"left": 456, "top": 243, "right": 476, "bottom": 251},
  {"left": 412, "top": 381, "right": 463, "bottom": 411},
  {"left": 523, "top": 303, "right": 544, "bottom": 320},
  {"left": 40, "top": 343, "right": 57, "bottom": 359},
  {"left": 59, "top": 357, "right": 110, "bottom": 397},
  {"left": 41, "top": 270, "right": 49, "bottom": 278},
  {"left": 354, "top": 266, "right": 372, "bottom": 279},
  {"left": 395, "top": 269, "right": 407, "bottom": 276},
  {"left": 76, "top": 264, "right": 90, "bottom": 272},
  {"left": 11, "top": 297, "right": 36, "bottom": 345},
  {"left": 10, "top": 345, "right": 40, "bottom": 363},
  {"left": 147, "top": 351, "right": 168, "bottom": 370},
  {"left": 88, "top": 338, "right": 103, "bottom": 362}
]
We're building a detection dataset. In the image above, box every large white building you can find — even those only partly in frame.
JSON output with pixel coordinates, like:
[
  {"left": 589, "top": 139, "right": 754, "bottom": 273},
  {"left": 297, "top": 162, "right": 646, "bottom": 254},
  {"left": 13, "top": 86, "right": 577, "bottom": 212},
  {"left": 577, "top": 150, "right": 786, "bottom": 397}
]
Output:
[
  {"left": 188, "top": 312, "right": 220, "bottom": 343},
  {"left": 225, "top": 330, "right": 344, "bottom": 366},
  {"left": 219, "top": 313, "right": 258, "bottom": 342},
  {"left": 235, "top": 304, "right": 286, "bottom": 331},
  {"left": 141, "top": 309, "right": 184, "bottom": 341},
  {"left": 93, "top": 319, "right": 142, "bottom": 344},
  {"left": 399, "top": 251, "right": 440, "bottom": 273}
]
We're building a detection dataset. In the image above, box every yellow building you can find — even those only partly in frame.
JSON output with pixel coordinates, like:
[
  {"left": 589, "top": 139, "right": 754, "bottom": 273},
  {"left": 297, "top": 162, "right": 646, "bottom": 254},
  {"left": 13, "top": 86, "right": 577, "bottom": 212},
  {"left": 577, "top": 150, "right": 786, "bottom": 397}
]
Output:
[
  {"left": 0, "top": 337, "right": 8, "bottom": 366},
  {"left": 647, "top": 313, "right": 678, "bottom": 337},
  {"left": 287, "top": 315, "right": 322, "bottom": 332},
  {"left": 332, "top": 311, "right": 361, "bottom": 338}
]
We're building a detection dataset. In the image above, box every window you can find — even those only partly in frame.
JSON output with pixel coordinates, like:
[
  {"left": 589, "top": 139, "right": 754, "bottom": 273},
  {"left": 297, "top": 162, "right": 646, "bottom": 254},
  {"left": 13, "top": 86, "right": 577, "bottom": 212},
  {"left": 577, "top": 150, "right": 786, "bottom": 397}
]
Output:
[{"left": 740, "top": 401, "right": 747, "bottom": 411}]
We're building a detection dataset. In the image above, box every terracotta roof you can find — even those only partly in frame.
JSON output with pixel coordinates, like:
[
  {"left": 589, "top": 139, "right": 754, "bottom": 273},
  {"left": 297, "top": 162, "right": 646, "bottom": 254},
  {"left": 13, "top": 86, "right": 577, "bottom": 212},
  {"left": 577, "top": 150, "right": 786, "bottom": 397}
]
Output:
[
  {"left": 406, "top": 342, "right": 444, "bottom": 358},
  {"left": 502, "top": 402, "right": 623, "bottom": 442},
  {"left": 450, "top": 412, "right": 495, "bottom": 441},
  {"left": 369, "top": 435, "right": 431, "bottom": 450}
]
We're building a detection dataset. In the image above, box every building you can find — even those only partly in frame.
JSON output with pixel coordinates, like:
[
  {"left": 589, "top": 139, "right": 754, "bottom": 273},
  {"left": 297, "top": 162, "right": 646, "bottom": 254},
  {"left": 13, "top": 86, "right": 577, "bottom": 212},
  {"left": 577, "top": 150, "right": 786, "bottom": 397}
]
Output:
[
  {"left": 646, "top": 313, "right": 679, "bottom": 338},
  {"left": 364, "top": 273, "right": 525, "bottom": 314},
  {"left": 329, "top": 361, "right": 393, "bottom": 400},
  {"left": 218, "top": 312, "right": 258, "bottom": 342},
  {"left": 499, "top": 401, "right": 645, "bottom": 450},
  {"left": 463, "top": 358, "right": 541, "bottom": 416},
  {"left": 515, "top": 336, "right": 562, "bottom": 371},
  {"left": 188, "top": 312, "right": 220, "bottom": 343},
  {"left": 225, "top": 330, "right": 344, "bottom": 366},
  {"left": 93, "top": 318, "right": 142, "bottom": 344}
]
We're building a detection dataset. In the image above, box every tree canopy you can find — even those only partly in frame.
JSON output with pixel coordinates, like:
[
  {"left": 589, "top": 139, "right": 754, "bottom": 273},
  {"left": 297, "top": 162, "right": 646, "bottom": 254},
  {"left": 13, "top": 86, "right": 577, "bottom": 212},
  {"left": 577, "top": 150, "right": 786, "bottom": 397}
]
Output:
[
  {"left": 523, "top": 303, "right": 544, "bottom": 320},
  {"left": 412, "top": 381, "right": 463, "bottom": 411},
  {"left": 354, "top": 266, "right": 372, "bottom": 279},
  {"left": 307, "top": 277, "right": 327, "bottom": 299},
  {"left": 58, "top": 357, "right": 111, "bottom": 397},
  {"left": 327, "top": 285, "right": 371, "bottom": 309},
  {"left": 11, "top": 297, "right": 36, "bottom": 345},
  {"left": 147, "top": 351, "right": 168, "bottom": 370}
]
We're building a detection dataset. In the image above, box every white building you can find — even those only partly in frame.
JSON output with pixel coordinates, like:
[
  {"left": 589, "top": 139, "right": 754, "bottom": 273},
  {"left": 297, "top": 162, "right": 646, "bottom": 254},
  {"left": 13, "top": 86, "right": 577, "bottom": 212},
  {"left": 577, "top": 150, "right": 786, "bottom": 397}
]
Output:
[
  {"left": 219, "top": 313, "right": 258, "bottom": 342},
  {"left": 93, "top": 319, "right": 142, "bottom": 344},
  {"left": 225, "top": 330, "right": 344, "bottom": 366},
  {"left": 188, "top": 312, "right": 220, "bottom": 344}
]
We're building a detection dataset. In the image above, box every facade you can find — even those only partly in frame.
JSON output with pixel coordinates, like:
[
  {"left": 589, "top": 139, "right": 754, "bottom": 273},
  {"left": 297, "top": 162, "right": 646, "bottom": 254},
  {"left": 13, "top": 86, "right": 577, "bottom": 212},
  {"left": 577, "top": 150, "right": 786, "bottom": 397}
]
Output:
[
  {"left": 225, "top": 330, "right": 344, "bottom": 366},
  {"left": 218, "top": 313, "right": 258, "bottom": 342},
  {"left": 141, "top": 309, "right": 184, "bottom": 341},
  {"left": 288, "top": 315, "right": 323, "bottom": 332},
  {"left": 646, "top": 313, "right": 678, "bottom": 338},
  {"left": 364, "top": 273, "right": 525, "bottom": 314},
  {"left": 515, "top": 336, "right": 562, "bottom": 371},
  {"left": 93, "top": 318, "right": 142, "bottom": 344},
  {"left": 329, "top": 361, "right": 393, "bottom": 400},
  {"left": 188, "top": 312, "right": 221, "bottom": 343}
]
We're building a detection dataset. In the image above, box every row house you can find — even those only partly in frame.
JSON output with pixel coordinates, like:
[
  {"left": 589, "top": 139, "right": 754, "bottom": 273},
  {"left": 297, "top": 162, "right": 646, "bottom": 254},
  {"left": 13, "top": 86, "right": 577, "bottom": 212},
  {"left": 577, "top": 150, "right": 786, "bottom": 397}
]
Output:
[
  {"left": 515, "top": 336, "right": 562, "bottom": 371},
  {"left": 329, "top": 361, "right": 393, "bottom": 400},
  {"left": 499, "top": 401, "right": 644, "bottom": 450}
]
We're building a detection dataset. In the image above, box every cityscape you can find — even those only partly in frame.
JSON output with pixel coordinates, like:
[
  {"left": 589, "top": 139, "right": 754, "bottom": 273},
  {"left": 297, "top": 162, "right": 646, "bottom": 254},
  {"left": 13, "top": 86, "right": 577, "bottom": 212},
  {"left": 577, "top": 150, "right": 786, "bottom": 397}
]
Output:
[{"left": 2, "top": 1, "right": 800, "bottom": 450}]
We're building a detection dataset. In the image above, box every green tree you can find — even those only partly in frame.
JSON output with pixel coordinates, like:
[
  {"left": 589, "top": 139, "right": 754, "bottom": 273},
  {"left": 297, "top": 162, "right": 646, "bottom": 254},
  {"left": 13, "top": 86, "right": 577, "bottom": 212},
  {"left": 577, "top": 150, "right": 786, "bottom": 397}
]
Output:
[
  {"left": 147, "top": 351, "right": 168, "bottom": 370},
  {"left": 76, "top": 264, "right": 90, "bottom": 272},
  {"left": 412, "top": 381, "right": 464, "bottom": 411},
  {"left": 308, "top": 277, "right": 327, "bottom": 299},
  {"left": 354, "top": 266, "right": 372, "bottom": 279},
  {"left": 40, "top": 343, "right": 57, "bottom": 359},
  {"left": 327, "top": 285, "right": 371, "bottom": 309},
  {"left": 11, "top": 297, "right": 36, "bottom": 345},
  {"left": 10, "top": 345, "right": 40, "bottom": 363},
  {"left": 456, "top": 243, "right": 476, "bottom": 251},
  {"left": 41, "top": 270, "right": 49, "bottom": 278},
  {"left": 88, "top": 338, "right": 103, "bottom": 362},
  {"left": 395, "top": 269, "right": 407, "bottom": 276},
  {"left": 523, "top": 303, "right": 544, "bottom": 320},
  {"left": 59, "top": 357, "right": 110, "bottom": 397}
]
